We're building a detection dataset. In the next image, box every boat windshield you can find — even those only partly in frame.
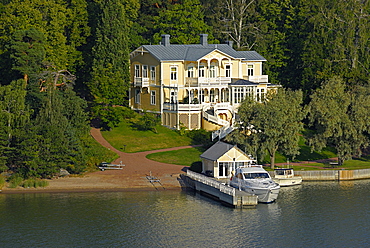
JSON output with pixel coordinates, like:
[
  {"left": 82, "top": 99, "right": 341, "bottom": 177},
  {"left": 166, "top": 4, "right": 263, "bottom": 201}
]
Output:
[{"left": 243, "top": 173, "right": 270, "bottom": 179}]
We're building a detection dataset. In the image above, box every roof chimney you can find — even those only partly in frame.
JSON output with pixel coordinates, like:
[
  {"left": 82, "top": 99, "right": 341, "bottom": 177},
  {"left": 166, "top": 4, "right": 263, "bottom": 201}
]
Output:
[
  {"left": 200, "top": 34, "right": 208, "bottom": 46},
  {"left": 161, "top": 34, "right": 170, "bottom": 46},
  {"left": 226, "top": 40, "right": 233, "bottom": 48}
]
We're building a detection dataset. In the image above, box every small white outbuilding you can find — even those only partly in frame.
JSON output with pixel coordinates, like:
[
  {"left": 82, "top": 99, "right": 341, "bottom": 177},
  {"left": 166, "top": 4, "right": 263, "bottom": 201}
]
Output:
[{"left": 200, "top": 141, "right": 256, "bottom": 179}]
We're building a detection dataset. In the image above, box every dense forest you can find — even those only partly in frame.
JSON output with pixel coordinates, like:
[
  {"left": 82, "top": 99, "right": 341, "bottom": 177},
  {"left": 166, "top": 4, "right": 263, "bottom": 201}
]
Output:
[{"left": 0, "top": 0, "right": 370, "bottom": 178}]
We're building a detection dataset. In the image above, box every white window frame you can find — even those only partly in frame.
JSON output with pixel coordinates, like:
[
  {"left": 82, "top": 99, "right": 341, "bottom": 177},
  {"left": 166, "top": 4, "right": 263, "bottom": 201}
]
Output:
[
  {"left": 150, "top": 66, "right": 156, "bottom": 81},
  {"left": 225, "top": 64, "right": 231, "bottom": 78},
  {"left": 170, "top": 66, "right": 177, "bottom": 81},
  {"left": 247, "top": 64, "right": 254, "bottom": 76},
  {"left": 150, "top": 90, "right": 156, "bottom": 105},
  {"left": 135, "top": 64, "right": 140, "bottom": 77},
  {"left": 142, "top": 65, "right": 148, "bottom": 78},
  {"left": 187, "top": 66, "right": 194, "bottom": 78},
  {"left": 210, "top": 65, "right": 216, "bottom": 78},
  {"left": 234, "top": 87, "right": 244, "bottom": 103},
  {"left": 170, "top": 90, "right": 177, "bottom": 103},
  {"left": 199, "top": 65, "right": 205, "bottom": 78},
  {"left": 135, "top": 89, "right": 140, "bottom": 104}
]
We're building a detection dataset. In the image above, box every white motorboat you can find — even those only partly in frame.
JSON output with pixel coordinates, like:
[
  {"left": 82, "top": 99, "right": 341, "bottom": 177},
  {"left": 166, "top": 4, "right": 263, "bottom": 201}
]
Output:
[
  {"left": 273, "top": 168, "right": 302, "bottom": 186},
  {"left": 229, "top": 165, "right": 280, "bottom": 203}
]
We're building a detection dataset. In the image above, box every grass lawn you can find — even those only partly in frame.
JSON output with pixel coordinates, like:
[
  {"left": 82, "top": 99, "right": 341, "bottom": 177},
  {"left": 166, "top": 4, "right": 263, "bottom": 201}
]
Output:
[
  {"left": 101, "top": 120, "right": 193, "bottom": 153},
  {"left": 146, "top": 148, "right": 203, "bottom": 167},
  {"left": 101, "top": 121, "right": 370, "bottom": 170}
]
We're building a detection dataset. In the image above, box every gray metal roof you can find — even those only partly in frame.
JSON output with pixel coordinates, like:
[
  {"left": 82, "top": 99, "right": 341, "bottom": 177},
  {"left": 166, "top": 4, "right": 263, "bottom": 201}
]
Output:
[
  {"left": 239, "top": 51, "right": 267, "bottom": 61},
  {"left": 200, "top": 141, "right": 236, "bottom": 161},
  {"left": 137, "top": 44, "right": 266, "bottom": 62},
  {"left": 230, "top": 79, "right": 259, "bottom": 86}
]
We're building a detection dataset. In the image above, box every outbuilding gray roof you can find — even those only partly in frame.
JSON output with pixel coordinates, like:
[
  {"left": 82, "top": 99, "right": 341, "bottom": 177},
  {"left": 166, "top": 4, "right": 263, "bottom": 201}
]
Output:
[
  {"left": 137, "top": 44, "right": 266, "bottom": 62},
  {"left": 200, "top": 141, "right": 236, "bottom": 161}
]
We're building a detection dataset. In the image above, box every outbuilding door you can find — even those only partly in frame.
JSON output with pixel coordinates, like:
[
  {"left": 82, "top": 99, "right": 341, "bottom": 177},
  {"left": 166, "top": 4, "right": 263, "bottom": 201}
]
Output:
[{"left": 218, "top": 162, "right": 231, "bottom": 178}]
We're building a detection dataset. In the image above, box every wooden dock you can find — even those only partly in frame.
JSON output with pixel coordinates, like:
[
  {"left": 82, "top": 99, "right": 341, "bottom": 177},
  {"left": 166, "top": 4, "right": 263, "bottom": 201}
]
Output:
[{"left": 184, "top": 170, "right": 258, "bottom": 208}]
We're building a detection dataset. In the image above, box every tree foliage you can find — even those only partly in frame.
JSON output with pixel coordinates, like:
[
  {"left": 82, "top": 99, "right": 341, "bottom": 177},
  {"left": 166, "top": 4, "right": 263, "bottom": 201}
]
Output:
[
  {"left": 88, "top": 0, "right": 139, "bottom": 128},
  {"left": 307, "top": 77, "right": 370, "bottom": 165},
  {"left": 227, "top": 88, "right": 305, "bottom": 168},
  {"left": 153, "top": 0, "right": 215, "bottom": 44}
]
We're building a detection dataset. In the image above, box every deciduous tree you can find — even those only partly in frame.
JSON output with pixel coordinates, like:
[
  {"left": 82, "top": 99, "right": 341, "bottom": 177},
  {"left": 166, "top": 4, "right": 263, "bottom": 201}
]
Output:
[
  {"left": 307, "top": 77, "right": 370, "bottom": 165},
  {"left": 227, "top": 88, "right": 304, "bottom": 168}
]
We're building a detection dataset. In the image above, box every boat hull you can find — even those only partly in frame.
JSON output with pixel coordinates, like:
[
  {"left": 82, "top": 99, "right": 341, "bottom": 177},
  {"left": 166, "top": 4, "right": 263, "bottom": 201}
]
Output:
[
  {"left": 230, "top": 182, "right": 280, "bottom": 203},
  {"left": 273, "top": 177, "right": 302, "bottom": 187}
]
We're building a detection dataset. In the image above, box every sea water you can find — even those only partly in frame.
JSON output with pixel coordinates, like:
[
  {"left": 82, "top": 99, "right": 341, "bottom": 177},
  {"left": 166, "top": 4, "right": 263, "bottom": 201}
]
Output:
[{"left": 1, "top": 180, "right": 370, "bottom": 248}]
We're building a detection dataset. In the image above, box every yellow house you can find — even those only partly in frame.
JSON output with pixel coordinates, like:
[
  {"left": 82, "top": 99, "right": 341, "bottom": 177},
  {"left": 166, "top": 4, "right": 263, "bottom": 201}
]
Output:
[
  {"left": 200, "top": 141, "right": 256, "bottom": 179},
  {"left": 130, "top": 34, "right": 279, "bottom": 134}
]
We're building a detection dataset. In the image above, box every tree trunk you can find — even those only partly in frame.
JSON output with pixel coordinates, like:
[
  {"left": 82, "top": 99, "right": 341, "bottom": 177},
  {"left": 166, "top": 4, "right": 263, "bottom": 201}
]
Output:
[{"left": 270, "top": 152, "right": 275, "bottom": 169}]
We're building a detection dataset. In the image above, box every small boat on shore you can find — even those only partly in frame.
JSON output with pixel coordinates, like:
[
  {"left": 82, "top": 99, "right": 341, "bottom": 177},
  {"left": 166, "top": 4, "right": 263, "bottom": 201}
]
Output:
[
  {"left": 229, "top": 165, "right": 280, "bottom": 203},
  {"left": 98, "top": 162, "right": 125, "bottom": 171},
  {"left": 273, "top": 168, "right": 302, "bottom": 186}
]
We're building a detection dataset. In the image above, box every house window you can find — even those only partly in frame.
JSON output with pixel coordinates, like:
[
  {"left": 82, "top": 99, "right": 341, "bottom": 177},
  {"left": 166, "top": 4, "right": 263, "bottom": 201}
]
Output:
[
  {"left": 150, "top": 90, "right": 156, "bottom": 105},
  {"left": 135, "top": 65, "right": 140, "bottom": 77},
  {"left": 135, "top": 89, "right": 140, "bottom": 104},
  {"left": 170, "top": 67, "right": 177, "bottom": 80},
  {"left": 200, "top": 90, "right": 205, "bottom": 103},
  {"left": 219, "top": 162, "right": 230, "bottom": 177},
  {"left": 199, "top": 65, "right": 205, "bottom": 77},
  {"left": 170, "top": 91, "right": 177, "bottom": 103},
  {"left": 210, "top": 89, "right": 215, "bottom": 102},
  {"left": 210, "top": 65, "right": 216, "bottom": 78},
  {"left": 150, "top": 66, "right": 156, "bottom": 81},
  {"left": 187, "top": 66, "right": 194, "bottom": 78},
  {"left": 257, "top": 88, "right": 265, "bottom": 102},
  {"left": 234, "top": 88, "right": 244, "bottom": 103},
  {"left": 248, "top": 64, "right": 254, "bottom": 76},
  {"left": 142, "top": 65, "right": 148, "bottom": 78},
  {"left": 225, "top": 65, "right": 231, "bottom": 77}
]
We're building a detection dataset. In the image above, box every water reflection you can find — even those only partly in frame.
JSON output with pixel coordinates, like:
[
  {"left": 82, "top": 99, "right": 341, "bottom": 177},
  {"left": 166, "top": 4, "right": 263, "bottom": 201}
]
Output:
[{"left": 1, "top": 180, "right": 370, "bottom": 247}]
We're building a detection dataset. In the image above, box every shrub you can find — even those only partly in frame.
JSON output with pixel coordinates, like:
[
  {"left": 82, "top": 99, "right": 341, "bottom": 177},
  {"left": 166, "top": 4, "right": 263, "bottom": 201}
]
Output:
[
  {"left": 21, "top": 178, "right": 49, "bottom": 188},
  {"left": 22, "top": 178, "right": 36, "bottom": 188},
  {"left": 9, "top": 175, "right": 23, "bottom": 188},
  {"left": 36, "top": 179, "right": 49, "bottom": 188}
]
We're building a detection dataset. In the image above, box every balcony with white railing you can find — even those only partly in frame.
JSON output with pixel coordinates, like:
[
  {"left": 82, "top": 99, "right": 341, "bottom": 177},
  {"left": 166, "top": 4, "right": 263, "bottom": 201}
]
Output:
[
  {"left": 185, "top": 77, "right": 231, "bottom": 87},
  {"left": 134, "top": 77, "right": 149, "bottom": 87},
  {"left": 248, "top": 75, "right": 268, "bottom": 83},
  {"left": 178, "top": 104, "right": 202, "bottom": 111}
]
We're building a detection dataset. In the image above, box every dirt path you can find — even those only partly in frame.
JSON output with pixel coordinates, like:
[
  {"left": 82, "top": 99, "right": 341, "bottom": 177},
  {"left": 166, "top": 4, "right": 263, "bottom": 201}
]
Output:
[{"left": 2, "top": 128, "right": 193, "bottom": 193}]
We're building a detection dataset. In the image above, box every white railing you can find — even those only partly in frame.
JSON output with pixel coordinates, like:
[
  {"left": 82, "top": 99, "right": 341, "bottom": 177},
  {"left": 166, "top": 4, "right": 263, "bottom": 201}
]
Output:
[
  {"left": 185, "top": 77, "right": 231, "bottom": 87},
  {"left": 203, "top": 111, "right": 229, "bottom": 126},
  {"left": 249, "top": 75, "right": 268, "bottom": 83},
  {"left": 212, "top": 125, "right": 235, "bottom": 141},
  {"left": 134, "top": 77, "right": 149, "bottom": 87},
  {"left": 214, "top": 102, "right": 231, "bottom": 110},
  {"left": 187, "top": 170, "right": 235, "bottom": 196},
  {"left": 177, "top": 104, "right": 202, "bottom": 111}
]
